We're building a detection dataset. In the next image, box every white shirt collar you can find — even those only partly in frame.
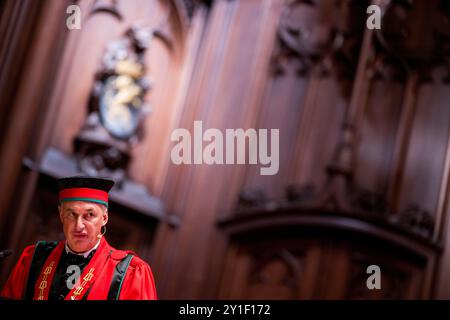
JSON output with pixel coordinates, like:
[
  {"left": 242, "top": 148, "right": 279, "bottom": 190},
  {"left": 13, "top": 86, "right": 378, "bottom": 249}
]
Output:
[{"left": 65, "top": 239, "right": 101, "bottom": 258}]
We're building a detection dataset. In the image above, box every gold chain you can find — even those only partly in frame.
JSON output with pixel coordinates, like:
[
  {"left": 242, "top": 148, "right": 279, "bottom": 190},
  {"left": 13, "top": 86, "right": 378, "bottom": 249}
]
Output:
[
  {"left": 37, "top": 261, "right": 55, "bottom": 300},
  {"left": 70, "top": 267, "right": 95, "bottom": 300}
]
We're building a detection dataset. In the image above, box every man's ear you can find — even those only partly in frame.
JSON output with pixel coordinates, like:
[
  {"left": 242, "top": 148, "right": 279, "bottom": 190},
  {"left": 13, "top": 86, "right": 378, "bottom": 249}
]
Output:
[
  {"left": 58, "top": 204, "right": 64, "bottom": 224},
  {"left": 103, "top": 207, "right": 108, "bottom": 226}
]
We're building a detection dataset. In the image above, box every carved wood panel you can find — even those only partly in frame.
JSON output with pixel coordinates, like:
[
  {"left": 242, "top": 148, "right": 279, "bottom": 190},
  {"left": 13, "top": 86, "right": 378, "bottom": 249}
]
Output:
[
  {"left": 219, "top": 230, "right": 323, "bottom": 299},
  {"left": 48, "top": 0, "right": 184, "bottom": 195},
  {"left": 2, "top": 0, "right": 450, "bottom": 299},
  {"left": 219, "top": 227, "right": 427, "bottom": 299},
  {"left": 344, "top": 251, "right": 422, "bottom": 299}
]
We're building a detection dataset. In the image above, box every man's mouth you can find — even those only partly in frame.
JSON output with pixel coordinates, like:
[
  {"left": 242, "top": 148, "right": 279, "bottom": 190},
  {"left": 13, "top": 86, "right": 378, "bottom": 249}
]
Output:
[{"left": 73, "top": 234, "right": 88, "bottom": 239}]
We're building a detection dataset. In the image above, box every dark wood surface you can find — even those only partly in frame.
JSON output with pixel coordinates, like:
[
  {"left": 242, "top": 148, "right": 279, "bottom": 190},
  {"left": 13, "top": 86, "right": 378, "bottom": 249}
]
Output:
[{"left": 0, "top": 0, "right": 450, "bottom": 299}]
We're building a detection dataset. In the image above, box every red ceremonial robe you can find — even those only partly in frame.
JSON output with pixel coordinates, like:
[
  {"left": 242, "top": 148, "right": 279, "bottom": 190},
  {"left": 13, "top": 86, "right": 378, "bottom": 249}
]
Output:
[{"left": 0, "top": 237, "right": 157, "bottom": 300}]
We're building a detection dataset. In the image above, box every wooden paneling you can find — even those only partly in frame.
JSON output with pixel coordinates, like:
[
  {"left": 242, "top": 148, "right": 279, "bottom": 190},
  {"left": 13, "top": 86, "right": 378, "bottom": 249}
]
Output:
[
  {"left": 356, "top": 80, "right": 404, "bottom": 194},
  {"left": 219, "top": 226, "right": 427, "bottom": 299},
  {"left": 396, "top": 82, "right": 450, "bottom": 213},
  {"left": 1, "top": 0, "right": 450, "bottom": 299},
  {"left": 0, "top": 0, "right": 71, "bottom": 284}
]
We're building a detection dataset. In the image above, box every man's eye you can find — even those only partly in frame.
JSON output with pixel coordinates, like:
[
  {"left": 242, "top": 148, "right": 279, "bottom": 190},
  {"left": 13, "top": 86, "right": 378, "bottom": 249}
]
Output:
[{"left": 88, "top": 212, "right": 95, "bottom": 217}]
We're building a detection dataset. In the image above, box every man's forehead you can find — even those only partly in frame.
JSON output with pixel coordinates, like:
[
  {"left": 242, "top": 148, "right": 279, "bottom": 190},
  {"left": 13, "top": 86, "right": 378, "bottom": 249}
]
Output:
[{"left": 61, "top": 201, "right": 104, "bottom": 211}]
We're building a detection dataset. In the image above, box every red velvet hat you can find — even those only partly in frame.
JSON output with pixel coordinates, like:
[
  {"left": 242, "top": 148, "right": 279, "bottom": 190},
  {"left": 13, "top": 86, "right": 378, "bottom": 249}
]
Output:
[{"left": 57, "top": 176, "right": 114, "bottom": 207}]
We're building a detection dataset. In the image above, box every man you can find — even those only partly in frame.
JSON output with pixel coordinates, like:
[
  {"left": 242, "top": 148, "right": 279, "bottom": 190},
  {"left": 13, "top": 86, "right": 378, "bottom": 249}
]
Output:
[{"left": 0, "top": 176, "right": 157, "bottom": 300}]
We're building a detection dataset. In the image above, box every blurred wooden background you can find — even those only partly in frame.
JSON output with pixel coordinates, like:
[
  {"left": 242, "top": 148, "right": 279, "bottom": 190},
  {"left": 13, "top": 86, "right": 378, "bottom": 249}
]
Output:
[{"left": 0, "top": 0, "right": 450, "bottom": 299}]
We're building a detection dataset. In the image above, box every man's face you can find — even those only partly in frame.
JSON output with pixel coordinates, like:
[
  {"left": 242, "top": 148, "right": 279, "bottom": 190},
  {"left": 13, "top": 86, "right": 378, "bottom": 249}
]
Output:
[{"left": 59, "top": 201, "right": 108, "bottom": 253}]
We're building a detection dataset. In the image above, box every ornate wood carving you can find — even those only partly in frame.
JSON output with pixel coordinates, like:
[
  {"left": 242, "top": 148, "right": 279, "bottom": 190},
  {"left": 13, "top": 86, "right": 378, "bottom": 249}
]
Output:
[
  {"left": 390, "top": 205, "right": 434, "bottom": 239},
  {"left": 346, "top": 252, "right": 411, "bottom": 299},
  {"left": 231, "top": 102, "right": 434, "bottom": 241},
  {"left": 237, "top": 188, "right": 268, "bottom": 209},
  {"left": 22, "top": 25, "right": 178, "bottom": 226},
  {"left": 371, "top": 0, "right": 450, "bottom": 82},
  {"left": 271, "top": 0, "right": 368, "bottom": 78},
  {"left": 248, "top": 249, "right": 303, "bottom": 299},
  {"left": 236, "top": 1, "right": 439, "bottom": 241},
  {"left": 232, "top": 153, "right": 434, "bottom": 241},
  {"left": 74, "top": 25, "right": 154, "bottom": 185}
]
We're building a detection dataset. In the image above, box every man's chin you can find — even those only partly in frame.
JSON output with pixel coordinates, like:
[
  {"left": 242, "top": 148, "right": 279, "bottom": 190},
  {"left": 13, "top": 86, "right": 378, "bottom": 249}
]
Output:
[{"left": 68, "top": 238, "right": 93, "bottom": 253}]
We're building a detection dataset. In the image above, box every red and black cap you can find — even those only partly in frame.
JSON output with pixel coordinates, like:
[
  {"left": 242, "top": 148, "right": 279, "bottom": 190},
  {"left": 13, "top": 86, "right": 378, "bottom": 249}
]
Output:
[{"left": 57, "top": 176, "right": 114, "bottom": 207}]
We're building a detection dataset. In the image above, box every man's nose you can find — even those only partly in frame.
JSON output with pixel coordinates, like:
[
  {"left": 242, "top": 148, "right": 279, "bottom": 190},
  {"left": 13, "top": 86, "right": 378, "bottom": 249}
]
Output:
[{"left": 75, "top": 216, "right": 85, "bottom": 231}]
